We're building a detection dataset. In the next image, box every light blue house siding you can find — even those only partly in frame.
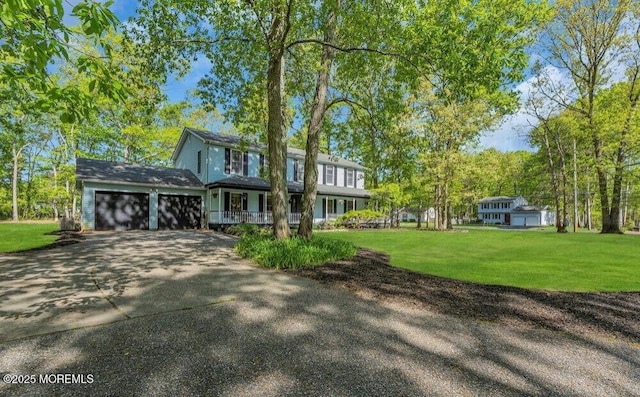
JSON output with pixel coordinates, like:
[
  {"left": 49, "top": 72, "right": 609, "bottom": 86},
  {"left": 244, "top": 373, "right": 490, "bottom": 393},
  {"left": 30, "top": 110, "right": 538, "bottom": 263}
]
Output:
[
  {"left": 80, "top": 182, "right": 205, "bottom": 230},
  {"left": 174, "top": 134, "right": 207, "bottom": 180}
]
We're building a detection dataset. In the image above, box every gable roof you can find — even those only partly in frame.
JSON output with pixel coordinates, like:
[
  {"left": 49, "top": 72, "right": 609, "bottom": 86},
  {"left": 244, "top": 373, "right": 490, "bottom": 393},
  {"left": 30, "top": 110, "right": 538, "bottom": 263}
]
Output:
[
  {"left": 76, "top": 158, "right": 203, "bottom": 189},
  {"left": 174, "top": 127, "right": 365, "bottom": 170},
  {"left": 478, "top": 196, "right": 522, "bottom": 203}
]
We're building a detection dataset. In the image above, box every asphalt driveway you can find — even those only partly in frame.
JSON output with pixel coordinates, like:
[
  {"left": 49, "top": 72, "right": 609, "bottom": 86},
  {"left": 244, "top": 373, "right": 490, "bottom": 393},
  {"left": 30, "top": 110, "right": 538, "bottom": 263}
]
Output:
[{"left": 1, "top": 231, "right": 639, "bottom": 396}]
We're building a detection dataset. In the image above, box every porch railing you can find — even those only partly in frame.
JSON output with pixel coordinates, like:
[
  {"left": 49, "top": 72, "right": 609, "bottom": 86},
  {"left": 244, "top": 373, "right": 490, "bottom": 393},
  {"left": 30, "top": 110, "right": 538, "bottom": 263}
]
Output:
[{"left": 209, "top": 211, "right": 302, "bottom": 225}]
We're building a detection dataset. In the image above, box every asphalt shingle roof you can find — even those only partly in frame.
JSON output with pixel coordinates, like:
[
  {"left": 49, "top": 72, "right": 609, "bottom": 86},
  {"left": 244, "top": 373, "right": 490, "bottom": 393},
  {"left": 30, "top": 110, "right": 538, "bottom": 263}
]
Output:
[
  {"left": 185, "top": 127, "right": 365, "bottom": 170},
  {"left": 76, "top": 158, "right": 204, "bottom": 188},
  {"left": 478, "top": 196, "right": 520, "bottom": 203},
  {"left": 207, "top": 175, "right": 370, "bottom": 198}
]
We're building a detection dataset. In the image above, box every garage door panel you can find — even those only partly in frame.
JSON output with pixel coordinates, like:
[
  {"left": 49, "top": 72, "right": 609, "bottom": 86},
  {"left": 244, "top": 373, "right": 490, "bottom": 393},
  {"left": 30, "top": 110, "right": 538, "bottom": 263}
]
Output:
[
  {"left": 158, "top": 194, "right": 201, "bottom": 229},
  {"left": 95, "top": 192, "right": 149, "bottom": 231}
]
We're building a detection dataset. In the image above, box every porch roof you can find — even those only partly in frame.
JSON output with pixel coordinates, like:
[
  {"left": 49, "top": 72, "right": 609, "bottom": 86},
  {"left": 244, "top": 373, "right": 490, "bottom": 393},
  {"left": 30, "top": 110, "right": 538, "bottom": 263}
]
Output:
[{"left": 206, "top": 175, "right": 370, "bottom": 198}]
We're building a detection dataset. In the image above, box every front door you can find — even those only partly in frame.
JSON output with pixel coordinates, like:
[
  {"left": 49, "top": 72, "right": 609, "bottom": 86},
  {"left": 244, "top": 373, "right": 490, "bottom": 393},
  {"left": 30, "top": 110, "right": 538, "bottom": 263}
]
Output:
[
  {"left": 290, "top": 194, "right": 302, "bottom": 213},
  {"left": 505, "top": 213, "right": 510, "bottom": 225}
]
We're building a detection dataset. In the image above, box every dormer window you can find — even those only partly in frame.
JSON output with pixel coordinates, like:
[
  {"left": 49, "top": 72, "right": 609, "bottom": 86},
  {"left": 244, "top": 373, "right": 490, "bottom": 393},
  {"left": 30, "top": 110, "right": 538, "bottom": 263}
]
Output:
[{"left": 325, "top": 165, "right": 335, "bottom": 185}]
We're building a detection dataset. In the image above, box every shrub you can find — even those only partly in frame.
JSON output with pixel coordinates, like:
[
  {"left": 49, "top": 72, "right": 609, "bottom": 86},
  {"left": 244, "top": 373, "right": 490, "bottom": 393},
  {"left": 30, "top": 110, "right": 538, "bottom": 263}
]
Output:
[
  {"left": 235, "top": 234, "right": 356, "bottom": 269},
  {"left": 336, "top": 209, "right": 386, "bottom": 228},
  {"left": 225, "top": 223, "right": 264, "bottom": 237},
  {"left": 316, "top": 220, "right": 336, "bottom": 230}
]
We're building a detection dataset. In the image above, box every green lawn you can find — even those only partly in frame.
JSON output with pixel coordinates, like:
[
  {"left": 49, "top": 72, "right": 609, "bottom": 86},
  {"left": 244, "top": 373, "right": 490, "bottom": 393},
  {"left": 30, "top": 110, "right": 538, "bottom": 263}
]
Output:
[
  {"left": 0, "top": 222, "right": 59, "bottom": 253},
  {"left": 319, "top": 228, "right": 640, "bottom": 292}
]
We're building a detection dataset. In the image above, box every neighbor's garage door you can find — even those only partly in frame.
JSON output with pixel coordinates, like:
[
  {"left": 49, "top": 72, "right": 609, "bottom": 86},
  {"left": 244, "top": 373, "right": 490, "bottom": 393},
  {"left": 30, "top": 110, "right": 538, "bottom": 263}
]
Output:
[
  {"left": 158, "top": 194, "right": 202, "bottom": 229},
  {"left": 526, "top": 216, "right": 540, "bottom": 226},
  {"left": 95, "top": 191, "right": 150, "bottom": 231}
]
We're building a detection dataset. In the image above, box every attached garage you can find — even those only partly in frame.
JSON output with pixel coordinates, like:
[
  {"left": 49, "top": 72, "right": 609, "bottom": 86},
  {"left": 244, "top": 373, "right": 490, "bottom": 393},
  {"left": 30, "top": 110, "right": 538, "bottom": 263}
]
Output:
[
  {"left": 77, "top": 158, "right": 205, "bottom": 231},
  {"left": 158, "top": 194, "right": 202, "bottom": 229},
  {"left": 95, "top": 191, "right": 150, "bottom": 231}
]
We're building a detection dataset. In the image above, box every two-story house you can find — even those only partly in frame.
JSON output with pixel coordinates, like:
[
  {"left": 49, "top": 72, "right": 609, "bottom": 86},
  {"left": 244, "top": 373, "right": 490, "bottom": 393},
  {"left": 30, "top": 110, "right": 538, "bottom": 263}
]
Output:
[
  {"left": 76, "top": 127, "right": 370, "bottom": 230},
  {"left": 477, "top": 196, "right": 527, "bottom": 225}
]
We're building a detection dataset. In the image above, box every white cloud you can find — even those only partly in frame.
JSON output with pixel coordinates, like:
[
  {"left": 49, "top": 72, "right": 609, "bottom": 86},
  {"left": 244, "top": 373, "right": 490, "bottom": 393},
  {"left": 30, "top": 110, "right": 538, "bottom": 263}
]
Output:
[{"left": 480, "top": 64, "right": 568, "bottom": 152}]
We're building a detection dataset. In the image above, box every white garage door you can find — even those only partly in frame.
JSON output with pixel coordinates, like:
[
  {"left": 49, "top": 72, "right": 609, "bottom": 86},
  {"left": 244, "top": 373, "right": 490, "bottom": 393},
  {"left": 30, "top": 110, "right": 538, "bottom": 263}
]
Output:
[{"left": 511, "top": 216, "right": 525, "bottom": 226}]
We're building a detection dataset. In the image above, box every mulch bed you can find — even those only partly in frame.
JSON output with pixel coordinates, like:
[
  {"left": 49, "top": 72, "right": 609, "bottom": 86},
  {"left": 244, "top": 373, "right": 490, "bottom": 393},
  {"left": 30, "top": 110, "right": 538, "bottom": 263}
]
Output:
[{"left": 291, "top": 248, "right": 640, "bottom": 343}]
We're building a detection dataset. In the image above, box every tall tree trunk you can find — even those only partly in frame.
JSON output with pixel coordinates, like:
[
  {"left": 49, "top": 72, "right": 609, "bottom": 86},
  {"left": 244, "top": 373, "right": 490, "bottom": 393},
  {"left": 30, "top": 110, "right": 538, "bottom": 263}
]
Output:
[
  {"left": 266, "top": 11, "right": 291, "bottom": 240},
  {"left": 573, "top": 139, "right": 578, "bottom": 232},
  {"left": 299, "top": 3, "right": 338, "bottom": 239},
  {"left": 52, "top": 164, "right": 59, "bottom": 220},
  {"left": 540, "top": 126, "right": 563, "bottom": 232},
  {"left": 554, "top": 133, "right": 568, "bottom": 232},
  {"left": 586, "top": 178, "right": 592, "bottom": 230},
  {"left": 11, "top": 144, "right": 21, "bottom": 222}
]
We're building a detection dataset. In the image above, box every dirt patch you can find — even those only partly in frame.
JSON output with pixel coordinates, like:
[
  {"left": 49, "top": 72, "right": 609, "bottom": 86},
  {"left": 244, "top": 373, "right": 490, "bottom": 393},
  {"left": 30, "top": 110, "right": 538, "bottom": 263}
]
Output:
[{"left": 291, "top": 248, "right": 640, "bottom": 343}]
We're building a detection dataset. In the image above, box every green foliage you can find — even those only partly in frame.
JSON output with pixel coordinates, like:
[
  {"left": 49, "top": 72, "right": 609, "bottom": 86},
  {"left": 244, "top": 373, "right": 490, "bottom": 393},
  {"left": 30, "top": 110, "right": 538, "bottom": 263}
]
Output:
[
  {"left": 235, "top": 234, "right": 356, "bottom": 270},
  {"left": 0, "top": 222, "right": 58, "bottom": 253},
  {"left": 322, "top": 229, "right": 640, "bottom": 292},
  {"left": 336, "top": 209, "right": 386, "bottom": 228},
  {"left": 225, "top": 223, "right": 270, "bottom": 237}
]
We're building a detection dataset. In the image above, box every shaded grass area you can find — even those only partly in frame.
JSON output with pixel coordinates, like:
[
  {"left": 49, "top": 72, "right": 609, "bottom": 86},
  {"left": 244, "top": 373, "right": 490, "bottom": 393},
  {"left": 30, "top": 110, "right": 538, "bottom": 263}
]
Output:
[
  {"left": 318, "top": 228, "right": 640, "bottom": 292},
  {"left": 0, "top": 222, "right": 59, "bottom": 253}
]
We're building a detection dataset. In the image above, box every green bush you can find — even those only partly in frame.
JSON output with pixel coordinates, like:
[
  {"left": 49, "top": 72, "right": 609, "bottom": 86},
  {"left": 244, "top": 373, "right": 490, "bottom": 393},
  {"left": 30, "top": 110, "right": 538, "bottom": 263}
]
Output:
[
  {"left": 235, "top": 234, "right": 356, "bottom": 269},
  {"left": 225, "top": 223, "right": 269, "bottom": 237},
  {"left": 336, "top": 209, "right": 385, "bottom": 228}
]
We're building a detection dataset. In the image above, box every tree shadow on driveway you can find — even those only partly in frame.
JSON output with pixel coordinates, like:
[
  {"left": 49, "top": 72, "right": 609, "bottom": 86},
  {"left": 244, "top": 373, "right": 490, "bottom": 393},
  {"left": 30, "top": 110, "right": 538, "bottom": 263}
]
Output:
[{"left": 0, "top": 231, "right": 639, "bottom": 396}]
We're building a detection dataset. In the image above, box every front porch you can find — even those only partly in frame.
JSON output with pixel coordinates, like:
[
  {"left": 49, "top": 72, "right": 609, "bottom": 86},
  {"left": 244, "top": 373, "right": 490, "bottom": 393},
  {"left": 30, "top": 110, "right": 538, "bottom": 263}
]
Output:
[{"left": 209, "top": 211, "right": 302, "bottom": 225}]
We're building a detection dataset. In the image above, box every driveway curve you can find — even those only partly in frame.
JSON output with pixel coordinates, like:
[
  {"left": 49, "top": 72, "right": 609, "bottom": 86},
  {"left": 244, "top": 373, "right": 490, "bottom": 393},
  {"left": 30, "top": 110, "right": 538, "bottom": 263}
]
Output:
[{"left": 1, "top": 231, "right": 639, "bottom": 396}]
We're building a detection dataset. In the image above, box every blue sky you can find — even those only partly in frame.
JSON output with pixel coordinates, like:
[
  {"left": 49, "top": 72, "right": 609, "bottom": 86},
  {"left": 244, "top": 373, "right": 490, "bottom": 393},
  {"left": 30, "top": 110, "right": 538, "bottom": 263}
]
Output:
[{"left": 106, "top": 1, "right": 536, "bottom": 152}]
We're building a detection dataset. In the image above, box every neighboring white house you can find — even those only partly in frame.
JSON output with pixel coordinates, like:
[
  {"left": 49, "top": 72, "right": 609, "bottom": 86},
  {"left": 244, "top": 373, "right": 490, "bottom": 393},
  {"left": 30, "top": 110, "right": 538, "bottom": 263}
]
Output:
[
  {"left": 477, "top": 196, "right": 527, "bottom": 225},
  {"left": 510, "top": 205, "right": 556, "bottom": 227},
  {"left": 76, "top": 127, "right": 370, "bottom": 230}
]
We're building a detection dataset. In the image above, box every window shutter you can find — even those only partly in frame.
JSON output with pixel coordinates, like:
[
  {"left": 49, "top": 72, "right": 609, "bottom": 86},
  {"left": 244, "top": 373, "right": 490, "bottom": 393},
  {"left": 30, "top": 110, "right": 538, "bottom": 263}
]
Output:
[
  {"left": 242, "top": 193, "right": 248, "bottom": 211},
  {"left": 344, "top": 168, "right": 347, "bottom": 187},
  {"left": 321, "top": 164, "right": 326, "bottom": 184},
  {"left": 258, "top": 194, "right": 264, "bottom": 212},
  {"left": 343, "top": 200, "right": 347, "bottom": 213},
  {"left": 322, "top": 198, "right": 326, "bottom": 218},
  {"left": 197, "top": 150, "right": 202, "bottom": 174},
  {"left": 243, "top": 152, "right": 249, "bottom": 176},
  {"left": 224, "top": 148, "right": 230, "bottom": 174},
  {"left": 224, "top": 192, "right": 230, "bottom": 211}
]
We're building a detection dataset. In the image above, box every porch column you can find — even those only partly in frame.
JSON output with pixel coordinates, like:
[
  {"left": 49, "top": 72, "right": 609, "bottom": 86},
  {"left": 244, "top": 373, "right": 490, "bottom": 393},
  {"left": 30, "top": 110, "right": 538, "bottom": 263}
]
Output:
[
  {"left": 353, "top": 198, "right": 355, "bottom": 211},
  {"left": 218, "top": 188, "right": 222, "bottom": 223},
  {"left": 325, "top": 196, "right": 328, "bottom": 221}
]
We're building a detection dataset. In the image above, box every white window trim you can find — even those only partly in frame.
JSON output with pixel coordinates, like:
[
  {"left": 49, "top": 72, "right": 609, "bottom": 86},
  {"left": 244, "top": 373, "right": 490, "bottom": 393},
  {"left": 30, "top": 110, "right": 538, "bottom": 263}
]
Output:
[
  {"left": 295, "top": 159, "right": 304, "bottom": 182},
  {"left": 325, "top": 165, "right": 335, "bottom": 185},
  {"left": 231, "top": 149, "right": 243, "bottom": 175},
  {"left": 346, "top": 168, "right": 354, "bottom": 187}
]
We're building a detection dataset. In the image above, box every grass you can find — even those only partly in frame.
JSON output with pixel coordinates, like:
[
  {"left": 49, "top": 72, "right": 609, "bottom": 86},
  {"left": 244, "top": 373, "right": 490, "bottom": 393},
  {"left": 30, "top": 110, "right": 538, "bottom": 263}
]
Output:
[
  {"left": 318, "top": 228, "right": 640, "bottom": 292},
  {"left": 0, "top": 222, "right": 59, "bottom": 253}
]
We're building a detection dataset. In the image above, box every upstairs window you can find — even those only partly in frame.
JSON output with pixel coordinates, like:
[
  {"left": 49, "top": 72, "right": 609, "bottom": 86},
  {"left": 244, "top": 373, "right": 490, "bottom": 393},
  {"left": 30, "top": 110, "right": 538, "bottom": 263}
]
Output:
[
  {"left": 346, "top": 169, "right": 354, "bottom": 187},
  {"left": 231, "top": 149, "right": 243, "bottom": 175},
  {"left": 294, "top": 159, "right": 304, "bottom": 182},
  {"left": 325, "top": 165, "right": 335, "bottom": 185}
]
